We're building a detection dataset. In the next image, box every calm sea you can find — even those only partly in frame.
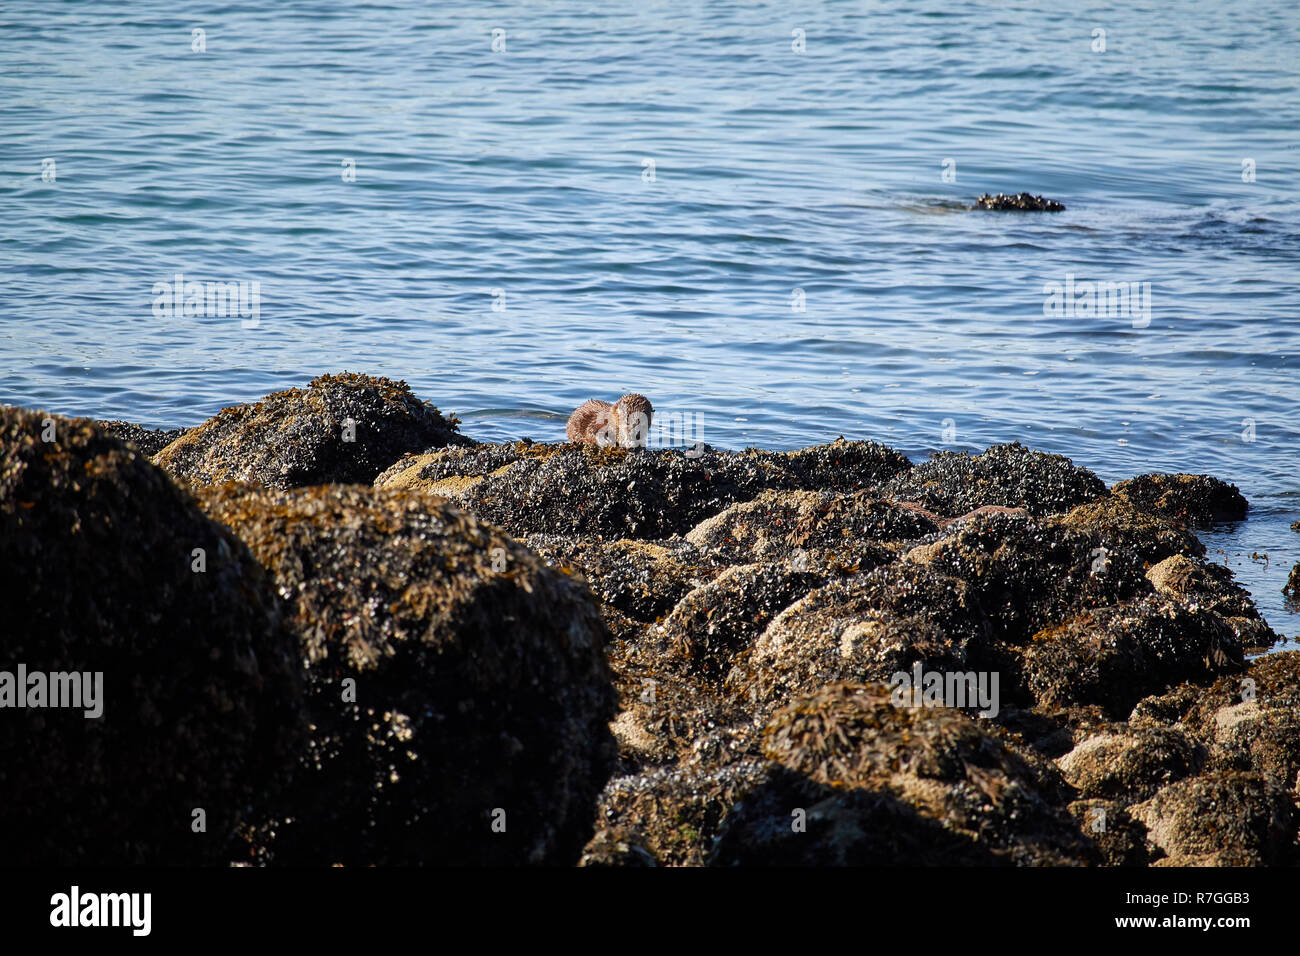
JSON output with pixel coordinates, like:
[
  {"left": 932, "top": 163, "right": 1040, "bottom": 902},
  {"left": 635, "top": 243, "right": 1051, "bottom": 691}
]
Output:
[{"left": 2, "top": 0, "right": 1297, "bottom": 639}]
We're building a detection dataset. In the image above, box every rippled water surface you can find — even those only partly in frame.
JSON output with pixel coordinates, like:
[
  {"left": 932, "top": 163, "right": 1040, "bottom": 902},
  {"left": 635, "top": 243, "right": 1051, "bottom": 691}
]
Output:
[{"left": 2, "top": 1, "right": 1297, "bottom": 638}]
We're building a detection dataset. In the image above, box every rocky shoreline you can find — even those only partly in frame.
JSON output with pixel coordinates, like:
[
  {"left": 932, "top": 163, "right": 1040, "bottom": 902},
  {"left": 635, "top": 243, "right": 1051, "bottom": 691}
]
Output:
[{"left": 3, "top": 372, "right": 1297, "bottom": 866}]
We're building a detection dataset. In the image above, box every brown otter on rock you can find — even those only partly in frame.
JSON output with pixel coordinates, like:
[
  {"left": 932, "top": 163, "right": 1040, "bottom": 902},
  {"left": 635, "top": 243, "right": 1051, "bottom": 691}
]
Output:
[{"left": 566, "top": 394, "right": 653, "bottom": 448}]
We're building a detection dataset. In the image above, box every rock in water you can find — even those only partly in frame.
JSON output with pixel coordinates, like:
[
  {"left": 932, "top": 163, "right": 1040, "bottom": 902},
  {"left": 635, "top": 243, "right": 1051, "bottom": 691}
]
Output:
[
  {"left": 0, "top": 408, "right": 303, "bottom": 864},
  {"left": 196, "top": 482, "right": 617, "bottom": 865},
  {"left": 975, "top": 192, "right": 1066, "bottom": 211},
  {"left": 154, "top": 372, "right": 470, "bottom": 489},
  {"left": 1111, "top": 473, "right": 1248, "bottom": 527}
]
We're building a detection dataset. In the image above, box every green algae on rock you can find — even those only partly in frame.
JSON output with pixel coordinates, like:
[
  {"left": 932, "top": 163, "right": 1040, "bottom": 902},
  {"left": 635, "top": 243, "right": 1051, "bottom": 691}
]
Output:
[
  {"left": 0, "top": 409, "right": 303, "bottom": 865},
  {"left": 154, "top": 372, "right": 470, "bottom": 490},
  {"left": 195, "top": 482, "right": 616, "bottom": 865},
  {"left": 1111, "top": 472, "right": 1248, "bottom": 527},
  {"left": 879, "top": 442, "right": 1107, "bottom": 518}
]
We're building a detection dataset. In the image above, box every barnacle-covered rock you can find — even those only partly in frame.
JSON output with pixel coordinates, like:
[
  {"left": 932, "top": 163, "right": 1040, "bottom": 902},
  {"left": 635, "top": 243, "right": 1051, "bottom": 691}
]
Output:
[
  {"left": 879, "top": 442, "right": 1106, "bottom": 518},
  {"left": 0, "top": 409, "right": 302, "bottom": 865},
  {"left": 1129, "top": 772, "right": 1296, "bottom": 866},
  {"left": 711, "top": 683, "right": 1093, "bottom": 865},
  {"left": 95, "top": 419, "right": 189, "bottom": 456},
  {"left": 155, "top": 373, "right": 470, "bottom": 489},
  {"left": 1020, "top": 597, "right": 1244, "bottom": 719},
  {"left": 685, "top": 489, "right": 937, "bottom": 564},
  {"left": 195, "top": 482, "right": 616, "bottom": 865},
  {"left": 1057, "top": 728, "right": 1205, "bottom": 802},
  {"left": 1111, "top": 473, "right": 1248, "bottom": 527},
  {"left": 659, "top": 562, "right": 830, "bottom": 683},
  {"left": 726, "top": 564, "right": 993, "bottom": 715}
]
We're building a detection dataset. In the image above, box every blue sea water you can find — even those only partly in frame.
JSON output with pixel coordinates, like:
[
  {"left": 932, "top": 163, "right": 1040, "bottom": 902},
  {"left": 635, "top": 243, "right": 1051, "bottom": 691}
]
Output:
[{"left": 1, "top": 1, "right": 1297, "bottom": 639}]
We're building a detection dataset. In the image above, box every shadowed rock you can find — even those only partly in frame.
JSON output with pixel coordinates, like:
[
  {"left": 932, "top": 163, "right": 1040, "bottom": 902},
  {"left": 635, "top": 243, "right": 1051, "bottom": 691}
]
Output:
[
  {"left": 1067, "top": 800, "right": 1150, "bottom": 866},
  {"left": 1057, "top": 728, "right": 1205, "bottom": 803},
  {"left": 879, "top": 442, "right": 1107, "bottom": 518},
  {"left": 1111, "top": 473, "right": 1248, "bottom": 527},
  {"left": 155, "top": 373, "right": 470, "bottom": 489},
  {"left": 711, "top": 683, "right": 1094, "bottom": 865},
  {"left": 195, "top": 482, "right": 616, "bottom": 865},
  {"left": 0, "top": 409, "right": 303, "bottom": 865}
]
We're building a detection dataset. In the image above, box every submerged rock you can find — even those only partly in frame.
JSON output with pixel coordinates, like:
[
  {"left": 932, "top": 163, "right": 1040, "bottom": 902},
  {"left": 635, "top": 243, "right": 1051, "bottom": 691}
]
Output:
[
  {"left": 196, "top": 482, "right": 616, "bottom": 865},
  {"left": 1111, "top": 473, "right": 1248, "bottom": 527},
  {"left": 155, "top": 373, "right": 470, "bottom": 489},
  {"left": 0, "top": 409, "right": 302, "bottom": 865},
  {"left": 1129, "top": 772, "right": 1296, "bottom": 866},
  {"left": 712, "top": 683, "right": 1093, "bottom": 865},
  {"left": 879, "top": 442, "right": 1107, "bottom": 518},
  {"left": 95, "top": 419, "right": 189, "bottom": 456},
  {"left": 976, "top": 192, "right": 1066, "bottom": 212}
]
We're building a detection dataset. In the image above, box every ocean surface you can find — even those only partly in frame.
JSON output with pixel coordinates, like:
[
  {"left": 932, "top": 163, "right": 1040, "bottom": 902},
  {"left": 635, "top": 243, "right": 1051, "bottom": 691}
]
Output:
[{"left": 2, "top": 1, "right": 1297, "bottom": 641}]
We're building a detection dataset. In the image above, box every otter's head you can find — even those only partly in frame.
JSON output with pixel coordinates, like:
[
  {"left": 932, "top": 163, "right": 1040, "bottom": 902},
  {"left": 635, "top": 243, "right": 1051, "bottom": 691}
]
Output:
[{"left": 614, "top": 393, "right": 653, "bottom": 448}]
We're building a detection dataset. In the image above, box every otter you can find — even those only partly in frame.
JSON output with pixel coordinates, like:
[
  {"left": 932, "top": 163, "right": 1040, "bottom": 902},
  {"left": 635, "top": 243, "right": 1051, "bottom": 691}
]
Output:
[{"left": 566, "top": 393, "right": 653, "bottom": 448}]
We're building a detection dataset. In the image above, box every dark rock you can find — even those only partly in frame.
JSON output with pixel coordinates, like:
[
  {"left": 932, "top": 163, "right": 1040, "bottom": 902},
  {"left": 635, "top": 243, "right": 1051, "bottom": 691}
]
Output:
[
  {"left": 155, "top": 373, "right": 470, "bottom": 489},
  {"left": 374, "top": 441, "right": 537, "bottom": 496},
  {"left": 1129, "top": 772, "right": 1296, "bottom": 866},
  {"left": 660, "top": 562, "right": 830, "bottom": 683},
  {"left": 1068, "top": 800, "right": 1150, "bottom": 866},
  {"left": 0, "top": 409, "right": 302, "bottom": 865},
  {"left": 195, "top": 482, "right": 616, "bottom": 865},
  {"left": 762, "top": 437, "right": 913, "bottom": 493},
  {"left": 685, "top": 489, "right": 938, "bottom": 565},
  {"left": 726, "top": 564, "right": 993, "bottom": 715},
  {"left": 1057, "top": 728, "right": 1205, "bottom": 802},
  {"left": 1285, "top": 561, "right": 1299, "bottom": 600},
  {"left": 712, "top": 683, "right": 1093, "bottom": 865},
  {"left": 95, "top": 419, "right": 189, "bottom": 456},
  {"left": 1021, "top": 596, "right": 1244, "bottom": 719},
  {"left": 577, "top": 830, "right": 659, "bottom": 867},
  {"left": 1147, "top": 553, "right": 1280, "bottom": 650},
  {"left": 879, "top": 442, "right": 1107, "bottom": 518},
  {"left": 1057, "top": 496, "right": 1204, "bottom": 561},
  {"left": 975, "top": 192, "right": 1066, "bottom": 212},
  {"left": 1111, "top": 473, "right": 1248, "bottom": 527}
]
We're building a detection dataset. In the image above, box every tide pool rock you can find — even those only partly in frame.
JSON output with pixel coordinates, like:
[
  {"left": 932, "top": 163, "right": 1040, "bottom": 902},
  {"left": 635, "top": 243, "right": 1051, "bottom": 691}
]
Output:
[
  {"left": 155, "top": 372, "right": 470, "bottom": 489},
  {"left": 0, "top": 409, "right": 302, "bottom": 865},
  {"left": 196, "top": 482, "right": 616, "bottom": 865}
]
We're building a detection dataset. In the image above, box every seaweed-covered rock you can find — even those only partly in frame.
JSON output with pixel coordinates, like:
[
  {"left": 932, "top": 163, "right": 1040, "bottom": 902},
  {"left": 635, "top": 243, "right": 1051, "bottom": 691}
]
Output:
[
  {"left": 576, "top": 830, "right": 659, "bottom": 867},
  {"left": 660, "top": 562, "right": 830, "bottom": 683},
  {"left": 909, "top": 510, "right": 1152, "bottom": 643},
  {"left": 374, "top": 441, "right": 539, "bottom": 496},
  {"left": 879, "top": 442, "right": 1107, "bottom": 518},
  {"left": 1111, "top": 473, "right": 1248, "bottom": 527},
  {"left": 1285, "top": 561, "right": 1299, "bottom": 600},
  {"left": 976, "top": 192, "right": 1065, "bottom": 212},
  {"left": 1057, "top": 496, "right": 1204, "bottom": 562},
  {"left": 155, "top": 373, "right": 470, "bottom": 489},
  {"left": 525, "top": 536, "right": 712, "bottom": 624},
  {"left": 195, "top": 482, "right": 616, "bottom": 865},
  {"left": 95, "top": 419, "right": 189, "bottom": 456},
  {"left": 1021, "top": 597, "right": 1244, "bottom": 719},
  {"left": 727, "top": 564, "right": 992, "bottom": 714},
  {"left": 685, "top": 489, "right": 938, "bottom": 565},
  {"left": 712, "top": 683, "right": 1092, "bottom": 865},
  {"left": 1147, "top": 553, "right": 1279, "bottom": 650},
  {"left": 1057, "top": 728, "right": 1205, "bottom": 803},
  {"left": 1067, "top": 800, "right": 1150, "bottom": 866},
  {"left": 1129, "top": 772, "right": 1296, "bottom": 866},
  {"left": 0, "top": 409, "right": 302, "bottom": 865}
]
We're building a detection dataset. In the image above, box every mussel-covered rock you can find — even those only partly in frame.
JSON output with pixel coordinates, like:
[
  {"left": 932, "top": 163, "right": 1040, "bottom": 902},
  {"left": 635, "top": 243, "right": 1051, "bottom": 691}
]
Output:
[
  {"left": 95, "top": 419, "right": 189, "bottom": 456},
  {"left": 195, "top": 482, "right": 616, "bottom": 865},
  {"left": 726, "top": 564, "right": 993, "bottom": 715},
  {"left": 976, "top": 192, "right": 1066, "bottom": 212},
  {"left": 155, "top": 373, "right": 469, "bottom": 489},
  {"left": 711, "top": 683, "right": 1094, "bottom": 865},
  {"left": 879, "top": 442, "right": 1107, "bottom": 518},
  {"left": 1021, "top": 596, "right": 1244, "bottom": 719},
  {"left": 1057, "top": 728, "right": 1205, "bottom": 802},
  {"left": 761, "top": 437, "right": 912, "bottom": 492},
  {"left": 1067, "top": 800, "right": 1150, "bottom": 866},
  {"left": 1111, "top": 473, "right": 1248, "bottom": 527},
  {"left": 1056, "top": 496, "right": 1204, "bottom": 562},
  {"left": 0, "top": 409, "right": 302, "bottom": 865},
  {"left": 1129, "top": 772, "right": 1297, "bottom": 866},
  {"left": 1146, "top": 553, "right": 1279, "bottom": 650}
]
